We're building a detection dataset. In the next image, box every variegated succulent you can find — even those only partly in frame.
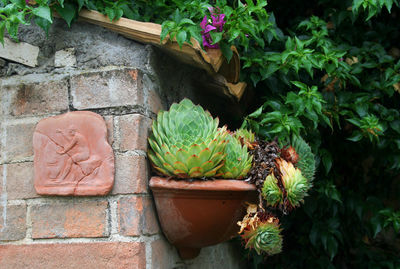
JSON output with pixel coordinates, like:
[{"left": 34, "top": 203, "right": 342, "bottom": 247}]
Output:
[
  {"left": 148, "top": 98, "right": 228, "bottom": 179},
  {"left": 218, "top": 133, "right": 253, "bottom": 179}
]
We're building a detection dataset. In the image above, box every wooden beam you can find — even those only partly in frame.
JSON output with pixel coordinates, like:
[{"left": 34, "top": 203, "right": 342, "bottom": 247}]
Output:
[{"left": 77, "top": 9, "right": 245, "bottom": 100}]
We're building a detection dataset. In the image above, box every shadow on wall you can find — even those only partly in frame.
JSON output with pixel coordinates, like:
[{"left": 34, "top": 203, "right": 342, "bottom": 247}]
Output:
[{"left": 150, "top": 47, "right": 254, "bottom": 129}]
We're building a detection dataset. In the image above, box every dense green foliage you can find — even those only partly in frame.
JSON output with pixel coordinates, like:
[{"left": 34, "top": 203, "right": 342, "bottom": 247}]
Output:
[
  {"left": 2, "top": 0, "right": 400, "bottom": 267},
  {"left": 239, "top": 1, "right": 400, "bottom": 268}
]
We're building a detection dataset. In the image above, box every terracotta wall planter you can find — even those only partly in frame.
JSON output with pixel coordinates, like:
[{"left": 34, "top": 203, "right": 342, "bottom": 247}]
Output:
[{"left": 149, "top": 176, "right": 257, "bottom": 259}]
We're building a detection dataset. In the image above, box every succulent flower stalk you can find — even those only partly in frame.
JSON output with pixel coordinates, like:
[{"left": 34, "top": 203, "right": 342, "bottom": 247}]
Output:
[{"left": 148, "top": 99, "right": 228, "bottom": 179}]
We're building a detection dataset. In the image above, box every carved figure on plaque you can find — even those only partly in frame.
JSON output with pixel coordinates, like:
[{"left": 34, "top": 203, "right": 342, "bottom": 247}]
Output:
[{"left": 33, "top": 111, "right": 114, "bottom": 196}]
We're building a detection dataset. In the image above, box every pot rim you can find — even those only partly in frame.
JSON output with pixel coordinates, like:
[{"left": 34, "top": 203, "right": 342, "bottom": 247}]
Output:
[{"left": 149, "top": 176, "right": 256, "bottom": 192}]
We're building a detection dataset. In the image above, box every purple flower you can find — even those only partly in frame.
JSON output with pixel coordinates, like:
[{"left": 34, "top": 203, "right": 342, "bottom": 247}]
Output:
[
  {"left": 211, "top": 14, "right": 225, "bottom": 32},
  {"left": 25, "top": 0, "right": 29, "bottom": 4},
  {"left": 200, "top": 16, "right": 208, "bottom": 30},
  {"left": 199, "top": 8, "right": 226, "bottom": 49},
  {"left": 202, "top": 33, "right": 219, "bottom": 49}
]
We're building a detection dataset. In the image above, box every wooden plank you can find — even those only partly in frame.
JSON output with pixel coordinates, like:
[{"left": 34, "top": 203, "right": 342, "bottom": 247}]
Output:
[
  {"left": 0, "top": 38, "right": 39, "bottom": 67},
  {"left": 77, "top": 9, "right": 244, "bottom": 99},
  {"left": 78, "top": 9, "right": 162, "bottom": 44},
  {"left": 227, "top": 82, "right": 247, "bottom": 100}
]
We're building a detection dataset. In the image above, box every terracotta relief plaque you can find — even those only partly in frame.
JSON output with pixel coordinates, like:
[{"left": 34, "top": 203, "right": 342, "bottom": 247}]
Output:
[{"left": 33, "top": 111, "right": 114, "bottom": 196}]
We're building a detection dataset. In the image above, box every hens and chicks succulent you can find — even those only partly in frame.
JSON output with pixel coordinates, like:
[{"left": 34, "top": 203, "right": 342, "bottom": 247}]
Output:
[
  {"left": 148, "top": 98, "right": 252, "bottom": 179},
  {"left": 147, "top": 98, "right": 315, "bottom": 257}
]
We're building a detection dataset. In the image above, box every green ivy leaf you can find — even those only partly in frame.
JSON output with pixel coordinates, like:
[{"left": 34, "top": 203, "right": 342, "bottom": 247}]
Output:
[
  {"left": 5, "top": 20, "right": 18, "bottom": 41},
  {"left": 347, "top": 132, "right": 363, "bottom": 142},
  {"left": 0, "top": 21, "right": 5, "bottom": 45},
  {"left": 326, "top": 236, "right": 338, "bottom": 261},
  {"left": 320, "top": 149, "right": 333, "bottom": 174},
  {"left": 34, "top": 16, "right": 51, "bottom": 36},
  {"left": 220, "top": 41, "right": 233, "bottom": 63},
  {"left": 248, "top": 107, "right": 263, "bottom": 118},
  {"left": 32, "top": 6, "right": 52, "bottom": 23},
  {"left": 77, "top": 0, "right": 84, "bottom": 12},
  {"left": 105, "top": 7, "right": 116, "bottom": 21},
  {"left": 55, "top": 3, "right": 76, "bottom": 27},
  {"left": 179, "top": 18, "right": 195, "bottom": 26},
  {"left": 209, "top": 31, "right": 223, "bottom": 45},
  {"left": 291, "top": 81, "right": 307, "bottom": 90},
  {"left": 176, "top": 29, "right": 187, "bottom": 48},
  {"left": 370, "top": 215, "right": 382, "bottom": 237},
  {"left": 115, "top": 8, "right": 123, "bottom": 20},
  {"left": 57, "top": 0, "right": 64, "bottom": 8}
]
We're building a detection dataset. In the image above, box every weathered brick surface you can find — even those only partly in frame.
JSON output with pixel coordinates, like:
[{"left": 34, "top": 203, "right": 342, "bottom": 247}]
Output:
[
  {"left": 0, "top": 242, "right": 146, "bottom": 269},
  {"left": 0, "top": 165, "right": 3, "bottom": 194},
  {"left": 118, "top": 196, "right": 159, "bottom": 236},
  {"left": 31, "top": 200, "right": 109, "bottom": 238},
  {"left": 151, "top": 238, "right": 178, "bottom": 269},
  {"left": 147, "top": 88, "right": 163, "bottom": 115},
  {"left": 112, "top": 154, "right": 148, "bottom": 194},
  {"left": 117, "top": 114, "right": 151, "bottom": 151},
  {"left": 0, "top": 204, "right": 26, "bottom": 241},
  {"left": 70, "top": 69, "right": 143, "bottom": 110},
  {"left": 104, "top": 115, "right": 114, "bottom": 147},
  {"left": 0, "top": 80, "right": 69, "bottom": 116},
  {"left": 6, "top": 162, "right": 39, "bottom": 200},
  {"left": 1, "top": 119, "right": 39, "bottom": 162}
]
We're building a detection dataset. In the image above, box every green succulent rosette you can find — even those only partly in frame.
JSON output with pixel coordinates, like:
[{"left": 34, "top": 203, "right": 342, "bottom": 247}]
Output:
[
  {"left": 235, "top": 128, "right": 255, "bottom": 144},
  {"left": 218, "top": 133, "right": 253, "bottom": 179},
  {"left": 262, "top": 173, "right": 283, "bottom": 207},
  {"left": 262, "top": 159, "right": 312, "bottom": 208},
  {"left": 148, "top": 98, "right": 228, "bottom": 179},
  {"left": 243, "top": 220, "right": 283, "bottom": 255}
]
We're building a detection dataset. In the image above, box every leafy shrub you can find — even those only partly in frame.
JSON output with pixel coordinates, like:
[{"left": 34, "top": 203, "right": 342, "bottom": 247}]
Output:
[{"left": 2, "top": 0, "right": 400, "bottom": 267}]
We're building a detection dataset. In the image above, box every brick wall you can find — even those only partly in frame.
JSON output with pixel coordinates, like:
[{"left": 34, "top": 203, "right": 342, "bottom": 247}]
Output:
[{"left": 0, "top": 20, "right": 244, "bottom": 269}]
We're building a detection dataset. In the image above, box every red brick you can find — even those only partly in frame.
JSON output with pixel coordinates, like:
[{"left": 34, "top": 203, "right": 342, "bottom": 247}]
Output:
[
  {"left": 31, "top": 200, "right": 109, "bottom": 238},
  {"left": 0, "top": 165, "right": 3, "bottom": 194},
  {"left": 118, "top": 196, "right": 159, "bottom": 236},
  {"left": 112, "top": 154, "right": 148, "bottom": 194},
  {"left": 104, "top": 115, "right": 114, "bottom": 147},
  {"left": 147, "top": 88, "right": 163, "bottom": 114},
  {"left": 117, "top": 114, "right": 152, "bottom": 151},
  {"left": 151, "top": 238, "right": 177, "bottom": 269},
  {"left": 0, "top": 80, "right": 69, "bottom": 116},
  {"left": 1, "top": 119, "right": 39, "bottom": 162},
  {"left": 6, "top": 162, "right": 39, "bottom": 200},
  {"left": 70, "top": 69, "right": 143, "bottom": 110},
  {"left": 0, "top": 204, "right": 26, "bottom": 241},
  {"left": 0, "top": 242, "right": 145, "bottom": 269}
]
